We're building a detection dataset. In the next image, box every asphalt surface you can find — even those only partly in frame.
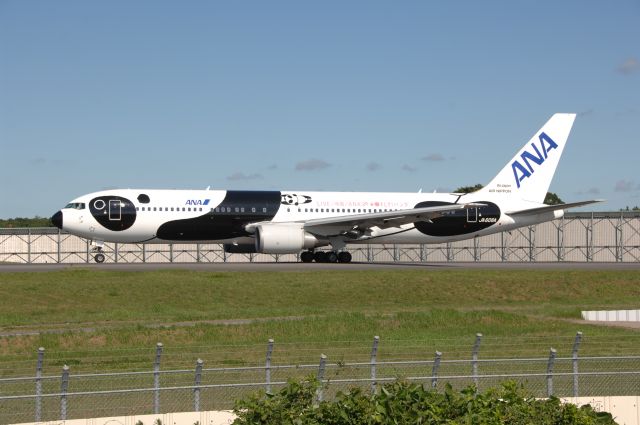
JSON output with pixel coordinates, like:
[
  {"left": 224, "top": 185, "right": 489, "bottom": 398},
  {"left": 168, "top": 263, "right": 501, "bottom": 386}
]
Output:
[{"left": 1, "top": 261, "right": 640, "bottom": 272}]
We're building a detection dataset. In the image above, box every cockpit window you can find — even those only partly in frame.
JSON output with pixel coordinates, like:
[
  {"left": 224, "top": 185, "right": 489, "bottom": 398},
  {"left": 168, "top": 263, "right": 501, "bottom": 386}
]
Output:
[
  {"left": 64, "top": 202, "right": 86, "bottom": 210},
  {"left": 137, "top": 194, "right": 150, "bottom": 204}
]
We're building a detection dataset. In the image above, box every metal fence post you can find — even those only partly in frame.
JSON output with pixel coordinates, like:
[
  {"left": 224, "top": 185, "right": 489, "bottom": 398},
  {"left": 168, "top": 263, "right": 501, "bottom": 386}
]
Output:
[
  {"left": 431, "top": 351, "right": 442, "bottom": 388},
  {"left": 114, "top": 242, "right": 119, "bottom": 263},
  {"left": 572, "top": 332, "right": 582, "bottom": 397},
  {"left": 35, "top": 347, "right": 44, "bottom": 422},
  {"left": 169, "top": 244, "right": 174, "bottom": 263},
  {"left": 473, "top": 236, "right": 479, "bottom": 262},
  {"left": 265, "top": 339, "right": 274, "bottom": 393},
  {"left": 557, "top": 216, "right": 565, "bottom": 262},
  {"left": 196, "top": 243, "right": 201, "bottom": 263},
  {"left": 153, "top": 342, "right": 163, "bottom": 414},
  {"left": 57, "top": 228, "right": 61, "bottom": 263},
  {"left": 194, "top": 359, "right": 203, "bottom": 412},
  {"left": 316, "top": 354, "right": 327, "bottom": 403},
  {"left": 587, "top": 213, "right": 594, "bottom": 262},
  {"left": 546, "top": 348, "right": 557, "bottom": 397},
  {"left": 472, "top": 333, "right": 482, "bottom": 387},
  {"left": 60, "top": 365, "right": 69, "bottom": 420},
  {"left": 370, "top": 336, "right": 379, "bottom": 394},
  {"left": 142, "top": 243, "right": 146, "bottom": 263},
  {"left": 529, "top": 226, "right": 535, "bottom": 262},
  {"left": 28, "top": 228, "right": 31, "bottom": 263}
]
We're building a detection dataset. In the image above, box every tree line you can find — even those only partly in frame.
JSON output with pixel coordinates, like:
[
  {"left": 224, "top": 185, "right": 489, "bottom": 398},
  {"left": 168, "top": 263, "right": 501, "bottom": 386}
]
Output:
[{"left": 0, "top": 216, "right": 53, "bottom": 228}]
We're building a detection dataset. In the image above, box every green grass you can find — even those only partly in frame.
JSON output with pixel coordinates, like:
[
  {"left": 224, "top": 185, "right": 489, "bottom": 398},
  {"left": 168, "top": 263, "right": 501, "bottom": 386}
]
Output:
[{"left": 0, "top": 269, "right": 639, "bottom": 374}]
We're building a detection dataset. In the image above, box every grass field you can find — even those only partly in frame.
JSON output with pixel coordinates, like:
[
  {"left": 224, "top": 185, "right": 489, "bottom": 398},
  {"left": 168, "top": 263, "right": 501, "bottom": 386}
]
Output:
[{"left": 0, "top": 268, "right": 639, "bottom": 376}]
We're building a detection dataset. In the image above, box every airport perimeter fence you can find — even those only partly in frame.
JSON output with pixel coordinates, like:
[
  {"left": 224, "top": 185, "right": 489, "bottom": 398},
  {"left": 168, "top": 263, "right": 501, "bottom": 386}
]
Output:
[
  {"left": 1, "top": 212, "right": 640, "bottom": 264},
  {"left": 1, "top": 333, "right": 639, "bottom": 423}
]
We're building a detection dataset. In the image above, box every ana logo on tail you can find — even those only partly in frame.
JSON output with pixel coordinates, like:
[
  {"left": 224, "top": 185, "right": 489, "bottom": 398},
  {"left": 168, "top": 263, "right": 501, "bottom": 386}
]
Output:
[{"left": 512, "top": 132, "right": 558, "bottom": 188}]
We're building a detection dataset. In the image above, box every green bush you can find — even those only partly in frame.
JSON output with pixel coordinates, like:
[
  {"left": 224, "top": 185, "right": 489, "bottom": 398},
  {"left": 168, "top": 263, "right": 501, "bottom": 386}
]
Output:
[{"left": 233, "top": 378, "right": 617, "bottom": 424}]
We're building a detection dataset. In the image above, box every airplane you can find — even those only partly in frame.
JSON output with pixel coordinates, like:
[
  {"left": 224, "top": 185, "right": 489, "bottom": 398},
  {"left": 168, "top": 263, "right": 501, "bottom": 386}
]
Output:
[{"left": 51, "top": 113, "right": 602, "bottom": 264}]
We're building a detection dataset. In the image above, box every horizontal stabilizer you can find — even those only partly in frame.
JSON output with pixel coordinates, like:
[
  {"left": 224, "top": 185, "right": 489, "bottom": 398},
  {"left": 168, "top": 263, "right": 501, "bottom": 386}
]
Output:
[{"left": 507, "top": 200, "right": 605, "bottom": 216}]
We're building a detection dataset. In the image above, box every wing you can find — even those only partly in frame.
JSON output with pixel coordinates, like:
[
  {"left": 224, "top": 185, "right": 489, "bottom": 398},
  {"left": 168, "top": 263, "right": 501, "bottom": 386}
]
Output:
[
  {"left": 302, "top": 203, "right": 483, "bottom": 237},
  {"left": 506, "top": 199, "right": 604, "bottom": 216}
]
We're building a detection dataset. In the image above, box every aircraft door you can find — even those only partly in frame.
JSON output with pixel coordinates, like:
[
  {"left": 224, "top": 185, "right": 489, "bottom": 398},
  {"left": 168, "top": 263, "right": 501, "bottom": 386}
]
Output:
[
  {"left": 467, "top": 207, "right": 477, "bottom": 223},
  {"left": 109, "top": 200, "right": 122, "bottom": 221}
]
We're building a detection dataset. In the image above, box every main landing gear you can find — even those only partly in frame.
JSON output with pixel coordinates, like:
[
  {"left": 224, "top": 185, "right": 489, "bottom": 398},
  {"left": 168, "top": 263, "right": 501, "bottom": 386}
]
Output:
[{"left": 300, "top": 250, "right": 352, "bottom": 263}]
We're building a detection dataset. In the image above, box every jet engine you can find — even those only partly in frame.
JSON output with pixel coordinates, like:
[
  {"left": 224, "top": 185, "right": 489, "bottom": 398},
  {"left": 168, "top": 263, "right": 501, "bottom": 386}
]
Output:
[{"left": 255, "top": 224, "right": 319, "bottom": 254}]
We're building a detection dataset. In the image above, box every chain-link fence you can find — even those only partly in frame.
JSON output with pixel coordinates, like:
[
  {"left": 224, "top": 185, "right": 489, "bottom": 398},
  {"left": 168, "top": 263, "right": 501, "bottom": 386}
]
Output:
[
  {"left": 2, "top": 212, "right": 640, "bottom": 264},
  {"left": 1, "top": 334, "right": 639, "bottom": 423}
]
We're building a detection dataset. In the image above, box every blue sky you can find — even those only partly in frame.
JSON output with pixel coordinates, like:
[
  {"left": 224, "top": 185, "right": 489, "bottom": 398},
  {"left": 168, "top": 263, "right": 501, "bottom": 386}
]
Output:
[{"left": 1, "top": 1, "right": 638, "bottom": 218}]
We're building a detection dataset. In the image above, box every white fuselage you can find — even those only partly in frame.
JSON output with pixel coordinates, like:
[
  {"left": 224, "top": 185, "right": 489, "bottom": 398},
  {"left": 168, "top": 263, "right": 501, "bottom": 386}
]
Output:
[{"left": 57, "top": 188, "right": 560, "bottom": 246}]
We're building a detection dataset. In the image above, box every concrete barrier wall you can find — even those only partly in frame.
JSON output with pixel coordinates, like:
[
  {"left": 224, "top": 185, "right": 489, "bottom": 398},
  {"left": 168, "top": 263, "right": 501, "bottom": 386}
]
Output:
[
  {"left": 12, "top": 397, "right": 640, "bottom": 425},
  {"left": 13, "top": 410, "right": 236, "bottom": 425},
  {"left": 582, "top": 310, "right": 640, "bottom": 322},
  {"left": 562, "top": 396, "right": 640, "bottom": 425}
]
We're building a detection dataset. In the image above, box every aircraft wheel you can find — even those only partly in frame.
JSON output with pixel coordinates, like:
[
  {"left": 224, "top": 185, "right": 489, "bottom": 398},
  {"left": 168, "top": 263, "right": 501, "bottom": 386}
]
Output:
[
  {"left": 313, "top": 251, "right": 327, "bottom": 263},
  {"left": 95, "top": 253, "right": 106, "bottom": 263},
  {"left": 326, "top": 251, "right": 338, "bottom": 263},
  {"left": 300, "top": 251, "right": 314, "bottom": 263},
  {"left": 338, "top": 251, "right": 352, "bottom": 263}
]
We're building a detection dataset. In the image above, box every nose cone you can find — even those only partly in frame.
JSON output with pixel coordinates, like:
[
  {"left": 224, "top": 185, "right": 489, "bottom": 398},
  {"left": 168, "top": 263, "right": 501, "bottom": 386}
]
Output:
[{"left": 51, "top": 211, "right": 63, "bottom": 229}]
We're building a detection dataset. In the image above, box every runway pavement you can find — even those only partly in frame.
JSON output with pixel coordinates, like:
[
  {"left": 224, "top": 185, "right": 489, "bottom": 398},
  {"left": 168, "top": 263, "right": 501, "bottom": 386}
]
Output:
[{"left": 1, "top": 261, "right": 640, "bottom": 272}]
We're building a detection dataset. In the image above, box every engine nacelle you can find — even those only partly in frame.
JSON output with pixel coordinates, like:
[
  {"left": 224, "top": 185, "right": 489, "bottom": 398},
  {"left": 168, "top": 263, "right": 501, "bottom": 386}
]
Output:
[{"left": 255, "top": 224, "right": 319, "bottom": 254}]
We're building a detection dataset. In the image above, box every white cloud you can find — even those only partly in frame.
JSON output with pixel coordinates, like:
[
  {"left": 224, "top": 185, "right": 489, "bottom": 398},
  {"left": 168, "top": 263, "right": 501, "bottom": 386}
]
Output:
[
  {"left": 227, "top": 172, "right": 263, "bottom": 181},
  {"left": 614, "top": 180, "right": 638, "bottom": 192},
  {"left": 421, "top": 153, "right": 445, "bottom": 162},
  {"left": 295, "top": 159, "right": 331, "bottom": 171},
  {"left": 617, "top": 58, "right": 639, "bottom": 75},
  {"left": 366, "top": 162, "right": 382, "bottom": 172}
]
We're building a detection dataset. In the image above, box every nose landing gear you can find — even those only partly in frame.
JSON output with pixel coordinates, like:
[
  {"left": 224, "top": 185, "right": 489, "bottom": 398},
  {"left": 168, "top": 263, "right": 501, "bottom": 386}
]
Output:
[{"left": 91, "top": 240, "right": 106, "bottom": 263}]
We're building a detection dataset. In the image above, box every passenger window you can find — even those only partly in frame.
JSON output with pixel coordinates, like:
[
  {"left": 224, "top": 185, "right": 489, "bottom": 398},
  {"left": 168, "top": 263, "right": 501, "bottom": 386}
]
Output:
[
  {"left": 262, "top": 208, "right": 267, "bottom": 213},
  {"left": 240, "top": 207, "right": 245, "bottom": 213},
  {"left": 251, "top": 207, "right": 256, "bottom": 213}
]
